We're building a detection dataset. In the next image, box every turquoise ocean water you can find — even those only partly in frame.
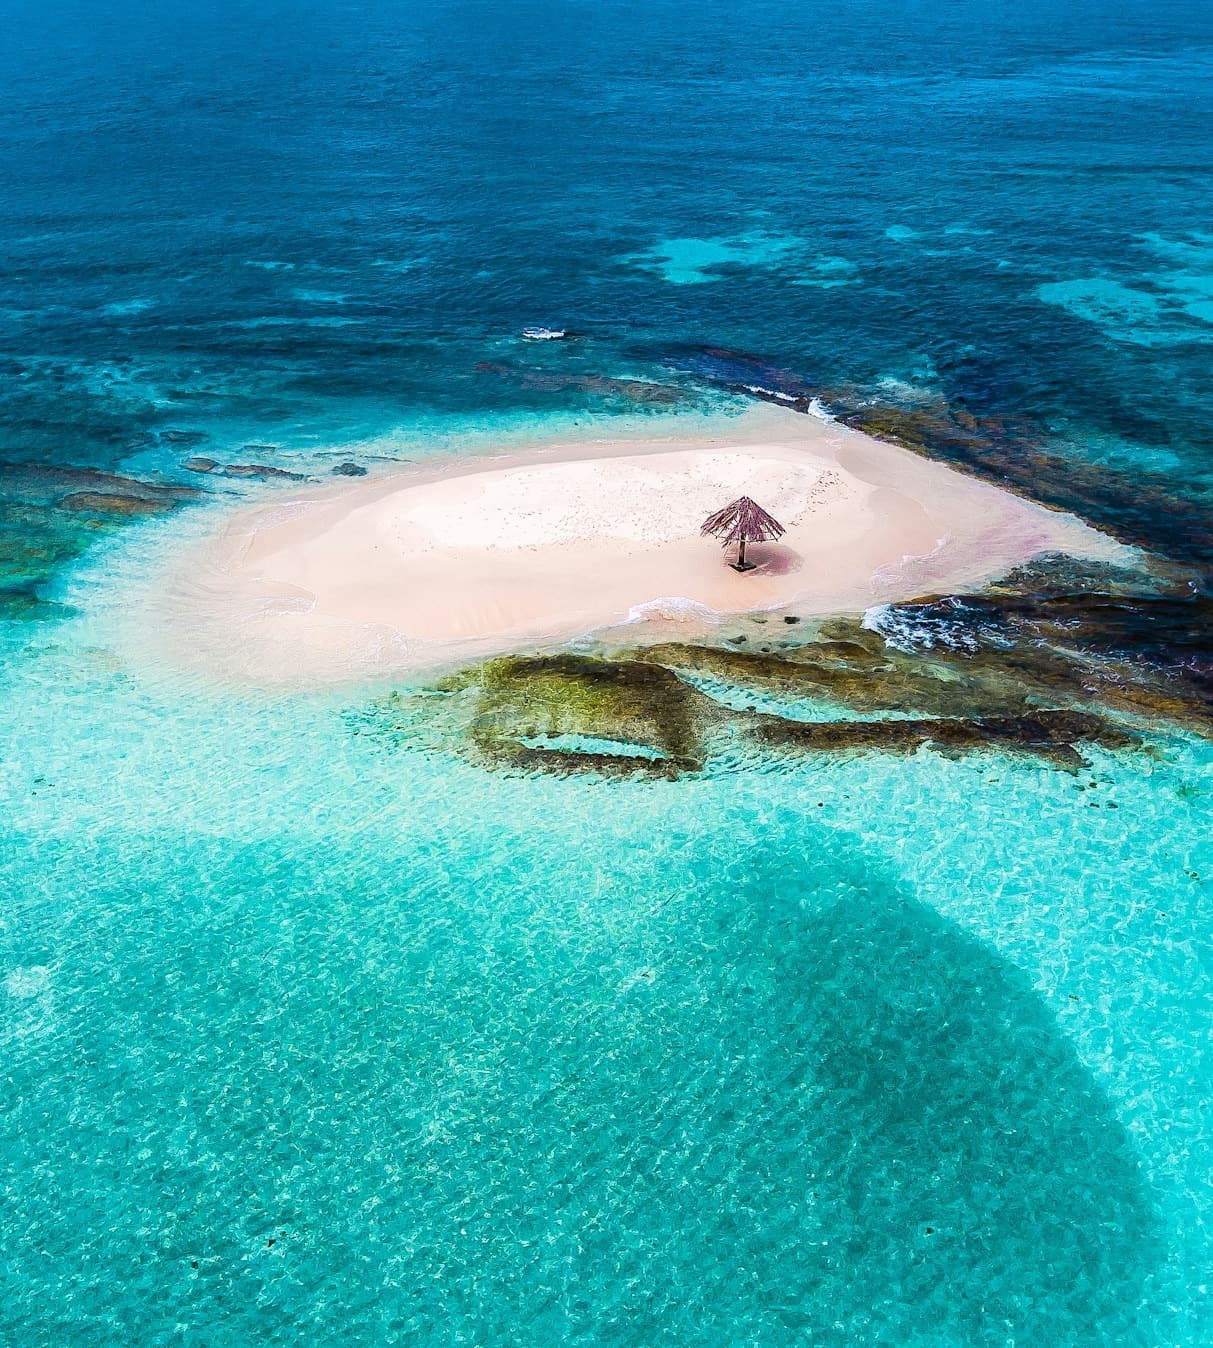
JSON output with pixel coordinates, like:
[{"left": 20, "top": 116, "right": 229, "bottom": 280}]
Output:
[{"left": 1, "top": 1, "right": 1211, "bottom": 1342}]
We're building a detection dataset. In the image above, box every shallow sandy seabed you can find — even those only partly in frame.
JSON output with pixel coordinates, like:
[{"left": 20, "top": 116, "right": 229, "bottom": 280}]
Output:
[{"left": 144, "top": 407, "right": 1127, "bottom": 687}]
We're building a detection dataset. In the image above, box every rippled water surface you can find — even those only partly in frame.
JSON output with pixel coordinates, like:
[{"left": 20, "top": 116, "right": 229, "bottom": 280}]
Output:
[{"left": 1, "top": 0, "right": 1211, "bottom": 1342}]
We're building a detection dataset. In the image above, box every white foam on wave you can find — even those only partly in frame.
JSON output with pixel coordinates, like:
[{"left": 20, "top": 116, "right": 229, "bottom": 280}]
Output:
[
  {"left": 806, "top": 397, "right": 836, "bottom": 423},
  {"left": 741, "top": 383, "right": 799, "bottom": 404},
  {"left": 862, "top": 600, "right": 979, "bottom": 654},
  {"left": 736, "top": 390, "right": 837, "bottom": 424},
  {"left": 292, "top": 289, "right": 348, "bottom": 304},
  {"left": 624, "top": 596, "right": 723, "bottom": 626},
  {"left": 869, "top": 534, "right": 951, "bottom": 590},
  {"left": 872, "top": 375, "right": 939, "bottom": 407}
]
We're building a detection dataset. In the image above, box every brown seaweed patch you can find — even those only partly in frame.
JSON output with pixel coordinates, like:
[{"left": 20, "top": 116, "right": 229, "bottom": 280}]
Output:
[
  {"left": 0, "top": 464, "right": 202, "bottom": 510},
  {"left": 0, "top": 585, "right": 74, "bottom": 621},
  {"left": 58, "top": 490, "right": 173, "bottom": 516},
  {"left": 467, "top": 653, "right": 711, "bottom": 776},
  {"left": 751, "top": 708, "right": 1134, "bottom": 769},
  {"left": 361, "top": 637, "right": 1146, "bottom": 778},
  {"left": 631, "top": 636, "right": 1038, "bottom": 722}
]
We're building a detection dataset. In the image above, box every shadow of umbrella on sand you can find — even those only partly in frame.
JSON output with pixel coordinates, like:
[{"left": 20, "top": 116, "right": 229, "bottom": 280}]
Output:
[{"left": 701, "top": 495, "right": 786, "bottom": 572}]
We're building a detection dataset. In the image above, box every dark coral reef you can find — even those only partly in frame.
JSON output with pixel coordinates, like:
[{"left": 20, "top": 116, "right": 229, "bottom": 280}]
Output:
[
  {"left": 0, "top": 464, "right": 202, "bottom": 618},
  {"left": 359, "top": 545, "right": 1209, "bottom": 779},
  {"left": 464, "top": 653, "right": 708, "bottom": 777}
]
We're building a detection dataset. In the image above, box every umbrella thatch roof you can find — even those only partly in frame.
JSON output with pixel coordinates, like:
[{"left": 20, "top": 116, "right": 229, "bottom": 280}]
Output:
[{"left": 700, "top": 496, "right": 786, "bottom": 547}]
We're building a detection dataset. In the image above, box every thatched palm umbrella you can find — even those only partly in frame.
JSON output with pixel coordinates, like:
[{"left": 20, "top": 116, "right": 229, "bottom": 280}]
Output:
[{"left": 701, "top": 495, "right": 786, "bottom": 572}]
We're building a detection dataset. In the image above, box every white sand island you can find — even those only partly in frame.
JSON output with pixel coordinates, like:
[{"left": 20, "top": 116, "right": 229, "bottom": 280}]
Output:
[{"left": 152, "top": 407, "right": 1125, "bottom": 686}]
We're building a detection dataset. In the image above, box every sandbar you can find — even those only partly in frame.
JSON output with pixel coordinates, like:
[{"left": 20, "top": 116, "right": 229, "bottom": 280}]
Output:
[{"left": 148, "top": 408, "right": 1126, "bottom": 686}]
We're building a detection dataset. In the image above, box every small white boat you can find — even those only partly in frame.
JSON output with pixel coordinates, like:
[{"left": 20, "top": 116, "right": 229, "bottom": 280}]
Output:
[{"left": 521, "top": 326, "right": 567, "bottom": 341}]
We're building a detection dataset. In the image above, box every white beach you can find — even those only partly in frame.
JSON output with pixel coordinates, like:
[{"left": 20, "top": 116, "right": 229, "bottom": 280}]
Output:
[{"left": 149, "top": 408, "right": 1126, "bottom": 685}]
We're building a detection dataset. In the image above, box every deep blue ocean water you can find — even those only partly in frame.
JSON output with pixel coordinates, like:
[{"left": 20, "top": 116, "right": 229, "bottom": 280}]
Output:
[
  {"left": 2, "top": 0, "right": 1212, "bottom": 483},
  {"left": 1, "top": 2, "right": 1212, "bottom": 1343}
]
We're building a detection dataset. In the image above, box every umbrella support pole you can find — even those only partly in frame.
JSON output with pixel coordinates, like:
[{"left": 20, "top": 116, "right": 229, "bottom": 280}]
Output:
[{"left": 730, "top": 540, "right": 756, "bottom": 572}]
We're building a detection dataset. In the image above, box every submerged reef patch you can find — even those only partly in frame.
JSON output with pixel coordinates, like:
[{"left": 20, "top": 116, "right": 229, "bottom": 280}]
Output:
[
  {"left": 750, "top": 707, "right": 1131, "bottom": 770},
  {"left": 0, "top": 464, "right": 202, "bottom": 619},
  {"left": 656, "top": 345, "right": 821, "bottom": 411},
  {"left": 622, "top": 232, "right": 806, "bottom": 285},
  {"left": 358, "top": 654, "right": 717, "bottom": 779},
  {"left": 359, "top": 554, "right": 1205, "bottom": 778},
  {"left": 182, "top": 457, "right": 307, "bottom": 481},
  {"left": 465, "top": 654, "right": 708, "bottom": 776}
]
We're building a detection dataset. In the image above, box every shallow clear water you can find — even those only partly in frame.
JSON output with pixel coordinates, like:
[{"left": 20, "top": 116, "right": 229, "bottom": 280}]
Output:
[
  {"left": 2, "top": 1, "right": 1212, "bottom": 1342},
  {"left": 2, "top": 553, "right": 1211, "bottom": 1343}
]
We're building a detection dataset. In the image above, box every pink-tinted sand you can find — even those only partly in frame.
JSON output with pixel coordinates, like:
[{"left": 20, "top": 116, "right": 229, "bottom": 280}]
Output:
[{"left": 147, "top": 408, "right": 1126, "bottom": 686}]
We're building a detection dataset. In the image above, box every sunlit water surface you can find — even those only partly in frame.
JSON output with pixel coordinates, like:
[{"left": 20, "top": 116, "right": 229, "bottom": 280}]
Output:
[{"left": 1, "top": 0, "right": 1212, "bottom": 1341}]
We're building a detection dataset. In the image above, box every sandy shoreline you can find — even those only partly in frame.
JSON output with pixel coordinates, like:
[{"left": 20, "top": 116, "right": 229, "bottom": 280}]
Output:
[{"left": 145, "top": 407, "right": 1127, "bottom": 686}]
